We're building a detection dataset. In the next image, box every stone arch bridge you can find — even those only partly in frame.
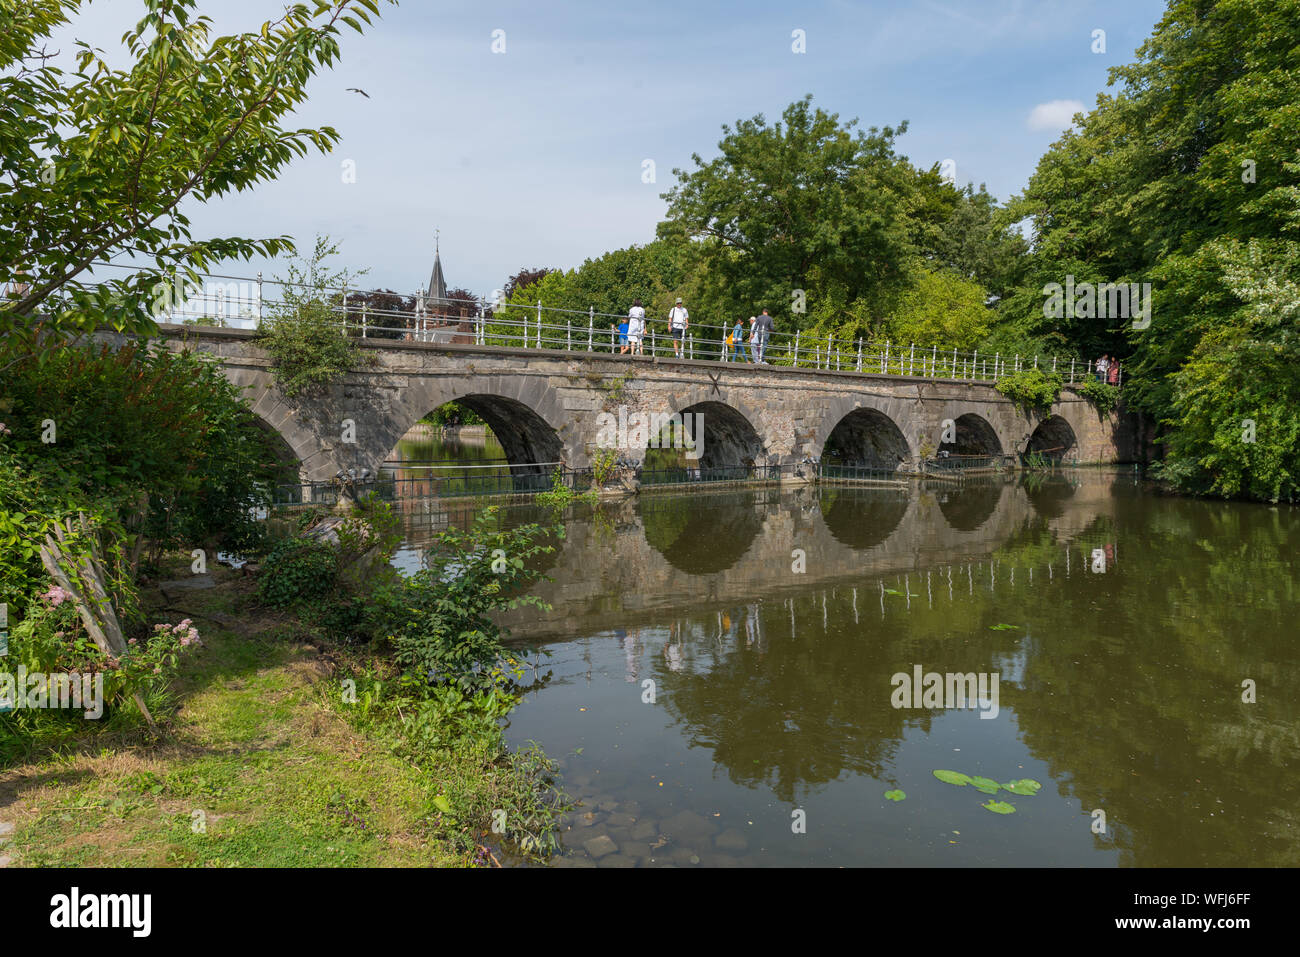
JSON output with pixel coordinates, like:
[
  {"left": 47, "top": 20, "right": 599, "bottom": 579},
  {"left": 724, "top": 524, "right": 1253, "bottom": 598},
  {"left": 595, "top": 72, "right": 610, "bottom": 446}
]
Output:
[{"left": 150, "top": 326, "right": 1133, "bottom": 484}]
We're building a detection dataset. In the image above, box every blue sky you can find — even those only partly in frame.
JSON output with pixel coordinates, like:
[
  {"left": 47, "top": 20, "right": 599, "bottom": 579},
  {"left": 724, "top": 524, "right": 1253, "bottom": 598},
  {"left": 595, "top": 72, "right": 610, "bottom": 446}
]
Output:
[{"left": 68, "top": 0, "right": 1170, "bottom": 299}]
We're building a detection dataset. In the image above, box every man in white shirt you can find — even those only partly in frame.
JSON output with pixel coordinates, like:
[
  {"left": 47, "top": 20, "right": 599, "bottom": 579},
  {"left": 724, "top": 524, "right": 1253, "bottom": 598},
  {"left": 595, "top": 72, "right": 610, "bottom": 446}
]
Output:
[
  {"left": 667, "top": 297, "right": 689, "bottom": 358},
  {"left": 626, "top": 299, "right": 646, "bottom": 355}
]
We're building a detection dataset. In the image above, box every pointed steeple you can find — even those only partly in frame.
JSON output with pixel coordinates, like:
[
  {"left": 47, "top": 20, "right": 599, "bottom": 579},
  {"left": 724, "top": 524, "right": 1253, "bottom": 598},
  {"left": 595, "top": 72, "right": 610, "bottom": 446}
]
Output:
[{"left": 427, "top": 230, "right": 447, "bottom": 306}]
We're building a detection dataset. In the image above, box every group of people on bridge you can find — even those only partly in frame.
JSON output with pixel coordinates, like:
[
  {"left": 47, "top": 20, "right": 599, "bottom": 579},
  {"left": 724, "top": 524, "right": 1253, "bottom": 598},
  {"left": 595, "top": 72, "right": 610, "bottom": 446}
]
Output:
[{"left": 611, "top": 299, "right": 777, "bottom": 363}]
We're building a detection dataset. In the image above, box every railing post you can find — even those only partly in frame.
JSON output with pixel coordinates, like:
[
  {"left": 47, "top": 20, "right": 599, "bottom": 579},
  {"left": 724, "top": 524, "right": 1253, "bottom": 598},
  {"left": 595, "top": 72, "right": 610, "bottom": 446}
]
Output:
[
  {"left": 256, "top": 271, "right": 263, "bottom": 329},
  {"left": 567, "top": 319, "right": 572, "bottom": 351},
  {"left": 994, "top": 352, "right": 1000, "bottom": 379},
  {"left": 1034, "top": 354, "right": 1038, "bottom": 369},
  {"left": 856, "top": 338, "right": 862, "bottom": 371},
  {"left": 883, "top": 341, "right": 889, "bottom": 374},
  {"left": 931, "top": 344, "right": 937, "bottom": 378},
  {"left": 952, "top": 347, "right": 957, "bottom": 378},
  {"left": 826, "top": 335, "right": 832, "bottom": 370},
  {"left": 793, "top": 330, "right": 801, "bottom": 367},
  {"left": 1070, "top": 358, "right": 1075, "bottom": 383},
  {"left": 909, "top": 342, "right": 915, "bottom": 376},
  {"left": 536, "top": 300, "right": 542, "bottom": 349},
  {"left": 972, "top": 349, "right": 977, "bottom": 380},
  {"left": 361, "top": 302, "right": 367, "bottom": 338},
  {"left": 588, "top": 307, "right": 593, "bottom": 351}
]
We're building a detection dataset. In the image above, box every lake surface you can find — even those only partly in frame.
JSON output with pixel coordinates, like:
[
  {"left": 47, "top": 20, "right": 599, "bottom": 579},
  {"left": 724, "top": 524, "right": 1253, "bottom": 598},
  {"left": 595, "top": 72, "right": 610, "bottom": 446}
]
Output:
[{"left": 385, "top": 435, "right": 1300, "bottom": 867}]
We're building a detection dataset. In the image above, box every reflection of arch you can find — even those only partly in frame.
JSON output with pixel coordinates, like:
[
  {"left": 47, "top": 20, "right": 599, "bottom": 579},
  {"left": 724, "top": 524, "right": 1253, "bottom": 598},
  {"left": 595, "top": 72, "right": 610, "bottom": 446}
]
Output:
[
  {"left": 669, "top": 400, "right": 766, "bottom": 471},
  {"left": 1021, "top": 473, "right": 1076, "bottom": 520},
  {"left": 939, "top": 413, "right": 1002, "bottom": 456},
  {"left": 638, "top": 492, "right": 765, "bottom": 574},
  {"left": 817, "top": 487, "right": 910, "bottom": 550},
  {"left": 936, "top": 480, "right": 1004, "bottom": 531},
  {"left": 821, "top": 408, "right": 912, "bottom": 472},
  {"left": 1025, "top": 414, "right": 1077, "bottom": 461}
]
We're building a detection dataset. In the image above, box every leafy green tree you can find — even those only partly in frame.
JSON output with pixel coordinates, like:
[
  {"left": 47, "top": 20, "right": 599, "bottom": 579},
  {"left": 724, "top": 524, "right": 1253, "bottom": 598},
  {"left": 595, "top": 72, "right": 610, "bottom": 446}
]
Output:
[
  {"left": 1001, "top": 0, "right": 1300, "bottom": 497},
  {"left": 0, "top": 0, "right": 392, "bottom": 360},
  {"left": 887, "top": 267, "right": 992, "bottom": 350},
  {"left": 658, "top": 95, "right": 918, "bottom": 330}
]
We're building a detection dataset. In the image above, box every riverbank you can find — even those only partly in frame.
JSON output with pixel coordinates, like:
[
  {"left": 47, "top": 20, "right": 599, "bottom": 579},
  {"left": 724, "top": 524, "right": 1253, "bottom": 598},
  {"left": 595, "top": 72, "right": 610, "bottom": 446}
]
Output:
[{"left": 0, "top": 564, "right": 480, "bottom": 867}]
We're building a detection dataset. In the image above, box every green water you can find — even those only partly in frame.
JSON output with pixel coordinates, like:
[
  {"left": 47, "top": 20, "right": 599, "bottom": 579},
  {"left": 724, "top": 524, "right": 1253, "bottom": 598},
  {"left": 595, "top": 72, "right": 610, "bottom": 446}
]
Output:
[{"left": 388, "top": 440, "right": 1300, "bottom": 867}]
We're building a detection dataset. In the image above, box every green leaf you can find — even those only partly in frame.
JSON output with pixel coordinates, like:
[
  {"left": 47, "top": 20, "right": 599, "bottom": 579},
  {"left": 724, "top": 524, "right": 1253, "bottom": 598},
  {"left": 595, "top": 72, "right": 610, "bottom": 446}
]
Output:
[
  {"left": 932, "top": 770, "right": 971, "bottom": 787},
  {"left": 1002, "top": 779, "right": 1042, "bottom": 796},
  {"left": 884, "top": 789, "right": 906, "bottom": 802},
  {"left": 971, "top": 776, "right": 1001, "bottom": 794},
  {"left": 989, "top": 623, "right": 1018, "bottom": 631},
  {"left": 432, "top": 794, "right": 452, "bottom": 814},
  {"left": 982, "top": 800, "right": 1016, "bottom": 814}
]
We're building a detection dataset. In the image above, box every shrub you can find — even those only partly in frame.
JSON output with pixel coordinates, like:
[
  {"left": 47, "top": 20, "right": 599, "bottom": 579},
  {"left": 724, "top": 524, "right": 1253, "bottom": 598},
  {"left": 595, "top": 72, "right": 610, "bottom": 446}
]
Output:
[
  {"left": 257, "top": 538, "right": 338, "bottom": 609},
  {"left": 1074, "top": 379, "right": 1121, "bottom": 413},
  {"left": 258, "top": 235, "right": 368, "bottom": 398},
  {"left": 995, "top": 368, "right": 1063, "bottom": 411},
  {"left": 387, "top": 508, "right": 561, "bottom": 688}
]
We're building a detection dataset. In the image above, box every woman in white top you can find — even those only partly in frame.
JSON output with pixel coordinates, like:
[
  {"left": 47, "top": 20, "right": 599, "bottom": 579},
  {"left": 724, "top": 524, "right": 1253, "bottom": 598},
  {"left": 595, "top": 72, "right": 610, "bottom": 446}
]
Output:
[{"left": 626, "top": 299, "right": 646, "bottom": 355}]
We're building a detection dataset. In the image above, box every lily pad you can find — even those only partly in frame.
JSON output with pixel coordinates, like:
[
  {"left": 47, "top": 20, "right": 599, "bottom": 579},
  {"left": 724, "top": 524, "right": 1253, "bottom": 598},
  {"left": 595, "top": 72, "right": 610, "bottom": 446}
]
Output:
[
  {"left": 1003, "top": 779, "right": 1042, "bottom": 796},
  {"left": 971, "top": 776, "right": 1001, "bottom": 794},
  {"left": 982, "top": 800, "right": 1016, "bottom": 814},
  {"left": 989, "top": 623, "right": 1018, "bottom": 631},
  {"left": 884, "top": 789, "right": 906, "bottom": 802},
  {"left": 932, "top": 770, "right": 972, "bottom": 787}
]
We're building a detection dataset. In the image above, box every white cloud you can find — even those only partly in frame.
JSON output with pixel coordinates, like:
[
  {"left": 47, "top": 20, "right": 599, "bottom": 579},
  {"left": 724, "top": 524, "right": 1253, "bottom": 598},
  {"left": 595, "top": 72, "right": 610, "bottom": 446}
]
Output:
[{"left": 1027, "top": 99, "right": 1085, "bottom": 131}]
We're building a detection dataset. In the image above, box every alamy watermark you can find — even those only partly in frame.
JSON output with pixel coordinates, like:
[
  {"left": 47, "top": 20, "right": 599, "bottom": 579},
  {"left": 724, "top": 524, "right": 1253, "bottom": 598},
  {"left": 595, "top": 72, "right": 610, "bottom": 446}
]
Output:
[
  {"left": 1042, "top": 275, "right": 1152, "bottom": 329},
  {"left": 0, "top": 666, "right": 104, "bottom": 719},
  {"left": 593, "top": 407, "right": 703, "bottom": 460},
  {"left": 890, "top": 665, "right": 1000, "bottom": 719}
]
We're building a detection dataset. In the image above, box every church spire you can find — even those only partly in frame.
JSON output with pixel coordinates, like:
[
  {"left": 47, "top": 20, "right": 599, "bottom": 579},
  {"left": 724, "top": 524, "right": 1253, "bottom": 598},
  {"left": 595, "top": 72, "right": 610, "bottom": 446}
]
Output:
[{"left": 427, "top": 230, "right": 447, "bottom": 306}]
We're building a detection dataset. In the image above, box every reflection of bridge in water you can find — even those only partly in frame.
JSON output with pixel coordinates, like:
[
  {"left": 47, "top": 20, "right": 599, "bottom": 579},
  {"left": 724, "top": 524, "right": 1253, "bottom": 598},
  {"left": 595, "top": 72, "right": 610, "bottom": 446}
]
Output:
[{"left": 469, "top": 472, "right": 1122, "bottom": 639}]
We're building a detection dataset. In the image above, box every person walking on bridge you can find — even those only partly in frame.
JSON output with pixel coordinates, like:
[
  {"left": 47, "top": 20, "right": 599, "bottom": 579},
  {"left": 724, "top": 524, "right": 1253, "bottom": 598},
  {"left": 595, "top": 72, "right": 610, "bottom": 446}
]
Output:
[
  {"left": 667, "top": 297, "right": 690, "bottom": 358},
  {"left": 753, "top": 308, "right": 774, "bottom": 364},
  {"left": 626, "top": 299, "right": 646, "bottom": 355}
]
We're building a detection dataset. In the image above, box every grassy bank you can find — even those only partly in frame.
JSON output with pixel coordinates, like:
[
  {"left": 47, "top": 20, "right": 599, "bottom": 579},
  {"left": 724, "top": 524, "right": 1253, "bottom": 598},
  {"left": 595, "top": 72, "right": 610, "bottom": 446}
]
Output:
[{"left": 0, "top": 564, "right": 501, "bottom": 868}]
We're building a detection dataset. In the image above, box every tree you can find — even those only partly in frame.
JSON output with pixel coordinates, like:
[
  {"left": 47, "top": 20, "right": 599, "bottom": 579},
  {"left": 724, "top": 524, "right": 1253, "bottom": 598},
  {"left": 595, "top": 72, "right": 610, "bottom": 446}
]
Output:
[
  {"left": 1001, "top": 0, "right": 1300, "bottom": 498},
  {"left": 658, "top": 95, "right": 918, "bottom": 329},
  {"left": 887, "top": 268, "right": 992, "bottom": 350},
  {"left": 0, "top": 0, "right": 393, "bottom": 361},
  {"left": 345, "top": 288, "right": 416, "bottom": 340},
  {"left": 503, "top": 267, "right": 557, "bottom": 302}
]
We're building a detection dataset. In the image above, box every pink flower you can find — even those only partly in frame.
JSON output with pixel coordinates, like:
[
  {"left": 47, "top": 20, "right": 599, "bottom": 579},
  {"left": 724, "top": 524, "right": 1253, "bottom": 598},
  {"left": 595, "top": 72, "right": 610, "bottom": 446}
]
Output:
[
  {"left": 41, "top": 584, "right": 73, "bottom": 606},
  {"left": 128, "top": 638, "right": 138, "bottom": 645}
]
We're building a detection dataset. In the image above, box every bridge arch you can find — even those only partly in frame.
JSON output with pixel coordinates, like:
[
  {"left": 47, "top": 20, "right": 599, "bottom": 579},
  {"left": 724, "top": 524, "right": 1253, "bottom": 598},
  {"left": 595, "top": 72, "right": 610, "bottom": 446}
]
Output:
[
  {"left": 375, "top": 375, "right": 578, "bottom": 488},
  {"left": 938, "top": 412, "right": 1003, "bottom": 457},
  {"left": 657, "top": 388, "right": 771, "bottom": 472},
  {"left": 811, "top": 395, "right": 915, "bottom": 473},
  {"left": 1025, "top": 413, "right": 1078, "bottom": 462}
]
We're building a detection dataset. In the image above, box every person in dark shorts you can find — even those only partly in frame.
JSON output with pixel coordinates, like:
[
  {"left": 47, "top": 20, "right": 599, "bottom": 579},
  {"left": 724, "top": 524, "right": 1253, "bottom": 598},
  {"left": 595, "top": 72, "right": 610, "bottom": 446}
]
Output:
[{"left": 667, "top": 297, "right": 689, "bottom": 358}]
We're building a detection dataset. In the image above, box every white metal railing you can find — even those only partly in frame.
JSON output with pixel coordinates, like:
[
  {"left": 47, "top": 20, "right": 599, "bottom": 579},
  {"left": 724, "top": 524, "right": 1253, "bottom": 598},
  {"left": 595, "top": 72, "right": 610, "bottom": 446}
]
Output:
[{"left": 61, "top": 263, "right": 1110, "bottom": 386}]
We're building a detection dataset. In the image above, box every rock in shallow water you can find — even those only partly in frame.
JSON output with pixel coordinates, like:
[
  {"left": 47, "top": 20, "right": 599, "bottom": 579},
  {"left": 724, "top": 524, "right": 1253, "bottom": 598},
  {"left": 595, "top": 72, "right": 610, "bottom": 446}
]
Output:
[{"left": 583, "top": 834, "right": 618, "bottom": 859}]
